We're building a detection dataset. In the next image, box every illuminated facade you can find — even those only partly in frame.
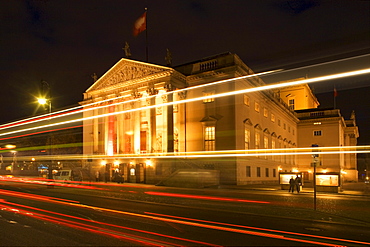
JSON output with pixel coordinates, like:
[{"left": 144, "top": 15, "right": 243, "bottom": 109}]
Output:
[
  {"left": 80, "top": 52, "right": 358, "bottom": 186},
  {"left": 295, "top": 109, "right": 359, "bottom": 183}
]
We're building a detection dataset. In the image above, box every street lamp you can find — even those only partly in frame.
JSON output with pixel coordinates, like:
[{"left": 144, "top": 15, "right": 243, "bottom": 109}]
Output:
[{"left": 37, "top": 81, "right": 53, "bottom": 182}]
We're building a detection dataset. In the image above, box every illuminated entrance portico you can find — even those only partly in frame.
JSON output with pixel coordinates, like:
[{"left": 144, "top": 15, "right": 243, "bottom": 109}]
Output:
[{"left": 80, "top": 58, "right": 186, "bottom": 183}]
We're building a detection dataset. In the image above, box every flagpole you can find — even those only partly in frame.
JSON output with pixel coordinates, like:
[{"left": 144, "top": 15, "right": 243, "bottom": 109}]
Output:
[
  {"left": 145, "top": 7, "right": 148, "bottom": 62},
  {"left": 333, "top": 85, "right": 337, "bottom": 109}
]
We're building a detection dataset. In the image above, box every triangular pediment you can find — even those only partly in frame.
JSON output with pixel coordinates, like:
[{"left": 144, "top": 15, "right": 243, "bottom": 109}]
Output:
[
  {"left": 86, "top": 58, "right": 173, "bottom": 93},
  {"left": 254, "top": 124, "right": 262, "bottom": 130},
  {"left": 243, "top": 118, "right": 253, "bottom": 126}
]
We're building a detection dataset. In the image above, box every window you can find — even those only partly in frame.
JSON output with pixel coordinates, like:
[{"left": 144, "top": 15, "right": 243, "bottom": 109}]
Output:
[
  {"left": 288, "top": 126, "right": 290, "bottom": 133},
  {"left": 271, "top": 113, "right": 275, "bottom": 123},
  {"left": 244, "top": 94, "right": 250, "bottom": 106},
  {"left": 264, "top": 108, "right": 268, "bottom": 117},
  {"left": 278, "top": 119, "right": 281, "bottom": 126},
  {"left": 273, "top": 168, "right": 276, "bottom": 177},
  {"left": 130, "top": 168, "right": 135, "bottom": 176},
  {"left": 264, "top": 136, "right": 269, "bottom": 149},
  {"left": 265, "top": 168, "right": 269, "bottom": 177},
  {"left": 255, "top": 102, "right": 260, "bottom": 112},
  {"left": 271, "top": 139, "right": 276, "bottom": 161},
  {"left": 289, "top": 99, "right": 295, "bottom": 110},
  {"left": 314, "top": 130, "right": 322, "bottom": 136},
  {"left": 263, "top": 136, "right": 268, "bottom": 159},
  {"left": 203, "top": 91, "right": 215, "bottom": 103},
  {"left": 204, "top": 126, "right": 215, "bottom": 151},
  {"left": 245, "top": 128, "right": 250, "bottom": 149},
  {"left": 257, "top": 167, "right": 261, "bottom": 177},
  {"left": 255, "top": 133, "right": 260, "bottom": 149},
  {"left": 246, "top": 166, "right": 251, "bottom": 177},
  {"left": 283, "top": 123, "right": 286, "bottom": 130}
]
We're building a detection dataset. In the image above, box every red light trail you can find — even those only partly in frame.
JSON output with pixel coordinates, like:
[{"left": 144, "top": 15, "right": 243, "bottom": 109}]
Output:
[
  {"left": 0, "top": 188, "right": 368, "bottom": 246},
  {"left": 145, "top": 191, "right": 270, "bottom": 204}
]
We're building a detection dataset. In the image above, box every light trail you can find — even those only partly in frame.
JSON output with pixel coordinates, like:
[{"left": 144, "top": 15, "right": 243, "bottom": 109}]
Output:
[
  {"left": 5, "top": 145, "right": 369, "bottom": 162},
  {"left": 0, "top": 70, "right": 278, "bottom": 132},
  {"left": 144, "top": 191, "right": 270, "bottom": 204},
  {"left": 63, "top": 200, "right": 370, "bottom": 246},
  {"left": 2, "top": 53, "right": 367, "bottom": 132},
  {"left": 146, "top": 212, "right": 370, "bottom": 246},
  {"left": 1, "top": 67, "right": 369, "bottom": 139},
  {"left": 0, "top": 124, "right": 82, "bottom": 142},
  {"left": 1, "top": 186, "right": 369, "bottom": 245},
  {"left": 0, "top": 202, "right": 176, "bottom": 246},
  {"left": 0, "top": 192, "right": 220, "bottom": 246}
]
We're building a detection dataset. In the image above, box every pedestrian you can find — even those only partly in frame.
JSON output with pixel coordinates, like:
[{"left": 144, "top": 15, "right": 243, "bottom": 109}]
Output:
[
  {"left": 295, "top": 175, "right": 302, "bottom": 193},
  {"left": 95, "top": 171, "right": 100, "bottom": 182},
  {"left": 289, "top": 176, "right": 295, "bottom": 193}
]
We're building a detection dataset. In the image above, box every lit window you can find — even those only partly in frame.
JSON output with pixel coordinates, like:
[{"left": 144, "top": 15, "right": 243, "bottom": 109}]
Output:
[
  {"left": 255, "top": 102, "right": 260, "bottom": 112},
  {"left": 244, "top": 94, "right": 250, "bottom": 106},
  {"left": 130, "top": 168, "right": 135, "bottom": 176},
  {"left": 264, "top": 108, "right": 268, "bottom": 117},
  {"left": 271, "top": 139, "right": 276, "bottom": 161},
  {"left": 204, "top": 126, "right": 215, "bottom": 151},
  {"left": 314, "top": 130, "right": 322, "bottom": 136},
  {"left": 245, "top": 128, "right": 250, "bottom": 149},
  {"left": 289, "top": 99, "right": 295, "bottom": 110},
  {"left": 255, "top": 133, "right": 260, "bottom": 149},
  {"left": 264, "top": 136, "right": 268, "bottom": 149},
  {"left": 271, "top": 113, "right": 275, "bottom": 123},
  {"left": 264, "top": 136, "right": 269, "bottom": 159},
  {"left": 203, "top": 91, "right": 215, "bottom": 103}
]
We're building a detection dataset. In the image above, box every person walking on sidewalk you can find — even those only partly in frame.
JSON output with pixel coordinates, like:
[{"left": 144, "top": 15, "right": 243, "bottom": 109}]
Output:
[
  {"left": 295, "top": 175, "right": 302, "bottom": 193},
  {"left": 289, "top": 176, "right": 295, "bottom": 193}
]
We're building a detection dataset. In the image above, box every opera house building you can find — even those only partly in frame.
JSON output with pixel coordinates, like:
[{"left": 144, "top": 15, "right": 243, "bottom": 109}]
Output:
[{"left": 80, "top": 52, "right": 359, "bottom": 187}]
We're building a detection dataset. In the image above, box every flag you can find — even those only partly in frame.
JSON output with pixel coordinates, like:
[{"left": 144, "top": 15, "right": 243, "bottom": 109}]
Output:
[
  {"left": 133, "top": 12, "right": 146, "bottom": 36},
  {"left": 334, "top": 87, "right": 338, "bottom": 97}
]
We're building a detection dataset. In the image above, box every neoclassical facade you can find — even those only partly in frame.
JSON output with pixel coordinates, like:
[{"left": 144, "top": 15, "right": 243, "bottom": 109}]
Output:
[{"left": 80, "top": 52, "right": 358, "bottom": 186}]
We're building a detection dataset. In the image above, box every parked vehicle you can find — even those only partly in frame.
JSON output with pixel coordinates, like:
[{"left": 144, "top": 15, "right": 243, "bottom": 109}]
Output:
[{"left": 53, "top": 170, "right": 73, "bottom": 181}]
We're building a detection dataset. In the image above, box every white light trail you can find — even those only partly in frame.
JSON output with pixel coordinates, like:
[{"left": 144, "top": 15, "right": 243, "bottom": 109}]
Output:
[
  {"left": 0, "top": 70, "right": 279, "bottom": 132},
  {"left": 1, "top": 53, "right": 367, "bottom": 132},
  {"left": 7, "top": 145, "right": 370, "bottom": 161},
  {"left": 0, "top": 68, "right": 369, "bottom": 138}
]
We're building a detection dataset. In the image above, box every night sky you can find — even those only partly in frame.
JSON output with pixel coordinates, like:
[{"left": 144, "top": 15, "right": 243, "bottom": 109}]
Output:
[{"left": 1, "top": 0, "right": 369, "bottom": 144}]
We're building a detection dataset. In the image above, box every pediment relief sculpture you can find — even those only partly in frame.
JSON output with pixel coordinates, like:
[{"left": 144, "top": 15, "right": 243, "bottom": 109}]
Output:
[{"left": 87, "top": 59, "right": 172, "bottom": 93}]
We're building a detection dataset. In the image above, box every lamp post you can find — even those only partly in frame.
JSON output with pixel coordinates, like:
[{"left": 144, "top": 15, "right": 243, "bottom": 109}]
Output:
[
  {"left": 1, "top": 144, "right": 16, "bottom": 172},
  {"left": 37, "top": 81, "right": 53, "bottom": 183}
]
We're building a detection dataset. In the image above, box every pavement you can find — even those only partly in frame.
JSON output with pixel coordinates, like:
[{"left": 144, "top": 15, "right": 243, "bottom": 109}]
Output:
[{"left": 219, "top": 182, "right": 370, "bottom": 196}]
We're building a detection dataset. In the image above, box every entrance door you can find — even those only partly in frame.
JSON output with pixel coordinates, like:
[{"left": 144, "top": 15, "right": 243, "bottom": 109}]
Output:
[{"left": 140, "top": 131, "right": 147, "bottom": 153}]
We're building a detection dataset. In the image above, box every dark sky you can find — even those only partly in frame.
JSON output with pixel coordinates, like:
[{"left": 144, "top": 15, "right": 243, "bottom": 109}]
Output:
[{"left": 1, "top": 0, "right": 369, "bottom": 144}]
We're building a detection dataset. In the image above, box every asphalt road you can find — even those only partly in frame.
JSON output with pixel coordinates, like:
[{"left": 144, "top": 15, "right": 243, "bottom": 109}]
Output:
[{"left": 0, "top": 179, "right": 369, "bottom": 246}]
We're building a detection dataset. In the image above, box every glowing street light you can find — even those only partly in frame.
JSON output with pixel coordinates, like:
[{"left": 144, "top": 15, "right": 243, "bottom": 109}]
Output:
[
  {"left": 37, "top": 97, "right": 48, "bottom": 105},
  {"left": 37, "top": 81, "right": 53, "bottom": 184}
]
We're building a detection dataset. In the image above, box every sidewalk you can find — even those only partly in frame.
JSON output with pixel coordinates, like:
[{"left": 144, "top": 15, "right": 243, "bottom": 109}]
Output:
[{"left": 219, "top": 182, "right": 370, "bottom": 196}]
